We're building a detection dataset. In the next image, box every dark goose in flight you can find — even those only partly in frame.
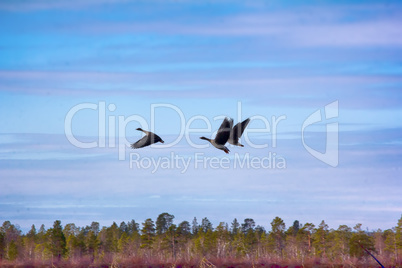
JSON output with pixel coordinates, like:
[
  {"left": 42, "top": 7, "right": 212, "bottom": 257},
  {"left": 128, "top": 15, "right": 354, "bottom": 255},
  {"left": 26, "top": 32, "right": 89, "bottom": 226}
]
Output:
[
  {"left": 200, "top": 117, "right": 232, "bottom": 154},
  {"left": 131, "top": 128, "right": 164, "bottom": 149},
  {"left": 228, "top": 118, "right": 250, "bottom": 147}
]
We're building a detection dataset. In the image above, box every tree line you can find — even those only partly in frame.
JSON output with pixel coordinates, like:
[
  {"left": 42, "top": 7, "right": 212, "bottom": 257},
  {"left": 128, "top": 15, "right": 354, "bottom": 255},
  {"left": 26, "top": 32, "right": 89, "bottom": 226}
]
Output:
[{"left": 0, "top": 214, "right": 401, "bottom": 267}]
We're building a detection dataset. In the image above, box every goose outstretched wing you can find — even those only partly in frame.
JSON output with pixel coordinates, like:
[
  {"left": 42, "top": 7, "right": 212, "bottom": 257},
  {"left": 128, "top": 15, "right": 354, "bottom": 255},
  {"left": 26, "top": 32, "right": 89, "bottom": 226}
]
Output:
[
  {"left": 230, "top": 118, "right": 250, "bottom": 142},
  {"left": 214, "top": 117, "right": 232, "bottom": 145},
  {"left": 131, "top": 136, "right": 151, "bottom": 149}
]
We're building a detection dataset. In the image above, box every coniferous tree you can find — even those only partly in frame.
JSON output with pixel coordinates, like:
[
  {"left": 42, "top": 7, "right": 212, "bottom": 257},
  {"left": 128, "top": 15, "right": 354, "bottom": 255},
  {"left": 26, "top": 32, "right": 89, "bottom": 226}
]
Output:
[
  {"left": 241, "top": 218, "right": 255, "bottom": 234},
  {"left": 163, "top": 224, "right": 178, "bottom": 259},
  {"left": 292, "top": 220, "right": 300, "bottom": 236},
  {"left": 215, "top": 222, "right": 230, "bottom": 258},
  {"left": 65, "top": 223, "right": 79, "bottom": 237},
  {"left": 349, "top": 223, "right": 375, "bottom": 258},
  {"left": 90, "top": 222, "right": 100, "bottom": 236},
  {"left": 373, "top": 228, "right": 385, "bottom": 258},
  {"left": 1, "top": 221, "right": 22, "bottom": 260},
  {"left": 86, "top": 230, "right": 99, "bottom": 259},
  {"left": 140, "top": 218, "right": 155, "bottom": 249},
  {"left": 201, "top": 217, "right": 213, "bottom": 233},
  {"left": 156, "top": 213, "right": 174, "bottom": 235},
  {"left": 47, "top": 220, "right": 66, "bottom": 260},
  {"left": 285, "top": 223, "right": 298, "bottom": 259},
  {"left": 300, "top": 222, "right": 315, "bottom": 254},
  {"left": 127, "top": 220, "right": 139, "bottom": 236},
  {"left": 177, "top": 221, "right": 191, "bottom": 236},
  {"left": 98, "top": 223, "right": 119, "bottom": 254},
  {"left": 177, "top": 221, "right": 191, "bottom": 253},
  {"left": 313, "top": 220, "right": 329, "bottom": 257},
  {"left": 244, "top": 226, "right": 257, "bottom": 253},
  {"left": 2, "top": 216, "right": 402, "bottom": 266},
  {"left": 230, "top": 218, "right": 240, "bottom": 235},
  {"left": 117, "top": 231, "right": 130, "bottom": 254},
  {"left": 384, "top": 228, "right": 397, "bottom": 261},
  {"left": 25, "top": 224, "right": 37, "bottom": 259},
  {"left": 37, "top": 224, "right": 46, "bottom": 244},
  {"left": 396, "top": 215, "right": 402, "bottom": 261},
  {"left": 119, "top": 221, "right": 128, "bottom": 234},
  {"left": 269, "top": 217, "right": 286, "bottom": 258},
  {"left": 7, "top": 241, "right": 18, "bottom": 261},
  {"left": 192, "top": 217, "right": 199, "bottom": 235},
  {"left": 0, "top": 230, "right": 4, "bottom": 260},
  {"left": 34, "top": 224, "right": 48, "bottom": 260},
  {"left": 27, "top": 224, "right": 37, "bottom": 239},
  {"left": 232, "top": 229, "right": 246, "bottom": 257},
  {"left": 106, "top": 222, "right": 120, "bottom": 252},
  {"left": 329, "top": 225, "right": 352, "bottom": 262}
]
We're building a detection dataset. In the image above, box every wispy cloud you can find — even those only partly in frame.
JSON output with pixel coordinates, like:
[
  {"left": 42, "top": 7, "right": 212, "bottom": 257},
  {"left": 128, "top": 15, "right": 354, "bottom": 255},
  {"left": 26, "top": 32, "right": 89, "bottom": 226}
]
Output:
[
  {"left": 1, "top": 70, "right": 401, "bottom": 109},
  {"left": 2, "top": 2, "right": 401, "bottom": 48},
  {"left": 0, "top": 0, "right": 131, "bottom": 11},
  {"left": 23, "top": 4, "right": 399, "bottom": 48}
]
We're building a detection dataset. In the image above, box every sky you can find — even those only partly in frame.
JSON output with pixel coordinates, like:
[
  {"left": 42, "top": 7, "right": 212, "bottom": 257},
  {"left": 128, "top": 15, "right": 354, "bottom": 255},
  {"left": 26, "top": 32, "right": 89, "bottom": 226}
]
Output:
[{"left": 0, "top": 0, "right": 402, "bottom": 233}]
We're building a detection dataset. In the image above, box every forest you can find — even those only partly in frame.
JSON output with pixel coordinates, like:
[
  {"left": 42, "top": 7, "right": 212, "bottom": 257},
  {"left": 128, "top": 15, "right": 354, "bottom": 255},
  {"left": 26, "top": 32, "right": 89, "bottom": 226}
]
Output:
[{"left": 0, "top": 214, "right": 401, "bottom": 267}]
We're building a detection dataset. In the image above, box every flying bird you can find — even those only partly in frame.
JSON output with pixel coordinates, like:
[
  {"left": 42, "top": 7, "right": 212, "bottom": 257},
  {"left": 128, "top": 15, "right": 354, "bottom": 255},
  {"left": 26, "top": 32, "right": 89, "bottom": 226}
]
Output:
[
  {"left": 200, "top": 117, "right": 232, "bottom": 154},
  {"left": 228, "top": 118, "right": 250, "bottom": 147},
  {"left": 131, "top": 128, "right": 164, "bottom": 149}
]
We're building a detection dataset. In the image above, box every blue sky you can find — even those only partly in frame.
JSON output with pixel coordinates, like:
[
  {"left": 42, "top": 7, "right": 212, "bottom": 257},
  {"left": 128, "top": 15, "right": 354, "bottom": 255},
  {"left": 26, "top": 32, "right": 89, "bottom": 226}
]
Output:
[{"left": 0, "top": 0, "right": 402, "bottom": 232}]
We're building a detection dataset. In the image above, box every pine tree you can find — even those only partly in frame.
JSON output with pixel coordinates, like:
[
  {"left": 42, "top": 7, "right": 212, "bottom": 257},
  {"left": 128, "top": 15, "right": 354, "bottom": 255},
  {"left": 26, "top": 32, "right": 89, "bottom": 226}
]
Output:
[
  {"left": 0, "top": 221, "right": 22, "bottom": 260},
  {"left": 313, "top": 220, "right": 329, "bottom": 257},
  {"left": 140, "top": 218, "right": 155, "bottom": 249},
  {"left": 117, "top": 232, "right": 130, "bottom": 254},
  {"left": 292, "top": 220, "right": 300, "bottom": 236},
  {"left": 232, "top": 230, "right": 246, "bottom": 257},
  {"left": 119, "top": 221, "right": 128, "bottom": 234},
  {"left": 0, "top": 230, "right": 4, "bottom": 260},
  {"left": 25, "top": 224, "right": 37, "bottom": 259},
  {"left": 384, "top": 228, "right": 397, "bottom": 261},
  {"left": 201, "top": 217, "right": 213, "bottom": 233},
  {"left": 244, "top": 227, "right": 257, "bottom": 253},
  {"left": 86, "top": 230, "right": 99, "bottom": 259},
  {"left": 396, "top": 215, "right": 402, "bottom": 261},
  {"left": 2, "top": 215, "right": 402, "bottom": 265},
  {"left": 204, "top": 228, "right": 217, "bottom": 255},
  {"left": 156, "top": 213, "right": 174, "bottom": 235},
  {"left": 329, "top": 225, "right": 351, "bottom": 262},
  {"left": 90, "top": 222, "right": 100, "bottom": 236},
  {"left": 269, "top": 217, "right": 286, "bottom": 258},
  {"left": 127, "top": 220, "right": 139, "bottom": 236},
  {"left": 37, "top": 224, "right": 46, "bottom": 244},
  {"left": 192, "top": 217, "right": 199, "bottom": 235},
  {"left": 215, "top": 222, "right": 230, "bottom": 258},
  {"left": 7, "top": 241, "right": 18, "bottom": 261},
  {"left": 230, "top": 218, "right": 240, "bottom": 235},
  {"left": 349, "top": 223, "right": 375, "bottom": 258},
  {"left": 106, "top": 222, "right": 120, "bottom": 252},
  {"left": 47, "top": 220, "right": 67, "bottom": 260},
  {"left": 177, "top": 221, "right": 191, "bottom": 236},
  {"left": 163, "top": 224, "right": 178, "bottom": 259},
  {"left": 63, "top": 223, "right": 79, "bottom": 239},
  {"left": 285, "top": 224, "right": 298, "bottom": 259},
  {"left": 176, "top": 221, "right": 191, "bottom": 254},
  {"left": 241, "top": 218, "right": 255, "bottom": 234}
]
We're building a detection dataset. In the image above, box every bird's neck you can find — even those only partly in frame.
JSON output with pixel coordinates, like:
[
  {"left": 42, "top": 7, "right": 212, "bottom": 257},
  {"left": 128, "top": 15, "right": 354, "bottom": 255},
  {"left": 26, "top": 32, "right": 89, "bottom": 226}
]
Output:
[{"left": 201, "top": 137, "right": 212, "bottom": 143}]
